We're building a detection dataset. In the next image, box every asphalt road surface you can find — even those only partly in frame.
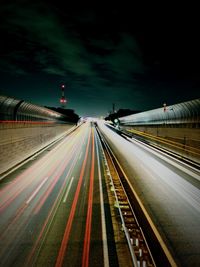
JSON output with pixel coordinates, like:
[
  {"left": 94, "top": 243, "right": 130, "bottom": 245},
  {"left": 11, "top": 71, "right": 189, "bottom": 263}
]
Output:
[
  {"left": 0, "top": 122, "right": 119, "bottom": 267},
  {"left": 98, "top": 121, "right": 200, "bottom": 267}
]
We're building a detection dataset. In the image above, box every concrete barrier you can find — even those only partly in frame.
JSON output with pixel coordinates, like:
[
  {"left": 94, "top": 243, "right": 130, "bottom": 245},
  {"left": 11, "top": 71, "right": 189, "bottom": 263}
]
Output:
[
  {"left": 0, "top": 122, "right": 75, "bottom": 176},
  {"left": 121, "top": 125, "right": 200, "bottom": 164}
]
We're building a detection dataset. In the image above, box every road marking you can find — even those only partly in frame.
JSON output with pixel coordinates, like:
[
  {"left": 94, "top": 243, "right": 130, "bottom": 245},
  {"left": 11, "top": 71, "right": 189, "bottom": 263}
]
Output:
[
  {"left": 26, "top": 135, "right": 86, "bottom": 266},
  {"left": 26, "top": 177, "right": 49, "bottom": 205},
  {"left": 55, "top": 129, "right": 91, "bottom": 267},
  {"left": 106, "top": 141, "right": 178, "bottom": 267},
  {"left": 63, "top": 177, "right": 74, "bottom": 203},
  {"left": 82, "top": 129, "right": 95, "bottom": 267},
  {"left": 95, "top": 131, "right": 110, "bottom": 267}
]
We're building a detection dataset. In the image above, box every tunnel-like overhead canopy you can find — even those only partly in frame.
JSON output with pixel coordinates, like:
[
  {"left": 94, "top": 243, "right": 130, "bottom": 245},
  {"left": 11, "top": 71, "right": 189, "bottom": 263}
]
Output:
[
  {"left": 0, "top": 95, "right": 65, "bottom": 122},
  {"left": 119, "top": 98, "right": 200, "bottom": 126}
]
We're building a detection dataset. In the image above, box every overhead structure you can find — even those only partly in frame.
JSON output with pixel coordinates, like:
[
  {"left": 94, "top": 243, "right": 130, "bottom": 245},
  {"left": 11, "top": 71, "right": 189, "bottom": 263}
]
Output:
[
  {"left": 119, "top": 98, "right": 200, "bottom": 127},
  {"left": 0, "top": 95, "right": 65, "bottom": 122}
]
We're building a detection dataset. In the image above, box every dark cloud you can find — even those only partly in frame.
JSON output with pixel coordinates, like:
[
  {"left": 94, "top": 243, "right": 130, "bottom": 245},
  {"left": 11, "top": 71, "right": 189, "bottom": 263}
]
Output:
[{"left": 0, "top": 1, "right": 199, "bottom": 116}]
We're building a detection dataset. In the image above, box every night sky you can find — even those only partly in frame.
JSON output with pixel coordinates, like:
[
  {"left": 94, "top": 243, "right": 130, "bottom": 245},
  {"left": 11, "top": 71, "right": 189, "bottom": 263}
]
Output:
[{"left": 0, "top": 1, "right": 199, "bottom": 116}]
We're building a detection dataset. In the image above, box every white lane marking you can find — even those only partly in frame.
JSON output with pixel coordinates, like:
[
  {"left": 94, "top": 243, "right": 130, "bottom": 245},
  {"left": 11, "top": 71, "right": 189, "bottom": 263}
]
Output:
[
  {"left": 63, "top": 177, "right": 74, "bottom": 203},
  {"left": 79, "top": 151, "right": 83, "bottom": 159},
  {"left": 26, "top": 177, "right": 49, "bottom": 205},
  {"left": 95, "top": 132, "right": 109, "bottom": 267}
]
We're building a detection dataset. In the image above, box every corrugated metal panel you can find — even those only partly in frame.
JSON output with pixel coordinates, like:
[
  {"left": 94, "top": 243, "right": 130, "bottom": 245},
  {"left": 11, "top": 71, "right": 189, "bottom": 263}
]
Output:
[
  {"left": 119, "top": 99, "right": 200, "bottom": 126},
  {"left": 0, "top": 96, "right": 21, "bottom": 120},
  {"left": 0, "top": 95, "right": 64, "bottom": 122}
]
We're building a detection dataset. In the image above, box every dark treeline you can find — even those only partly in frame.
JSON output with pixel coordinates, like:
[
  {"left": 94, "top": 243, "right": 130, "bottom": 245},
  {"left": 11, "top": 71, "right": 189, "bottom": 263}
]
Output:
[
  {"left": 105, "top": 109, "right": 141, "bottom": 122},
  {"left": 45, "top": 106, "right": 80, "bottom": 123}
]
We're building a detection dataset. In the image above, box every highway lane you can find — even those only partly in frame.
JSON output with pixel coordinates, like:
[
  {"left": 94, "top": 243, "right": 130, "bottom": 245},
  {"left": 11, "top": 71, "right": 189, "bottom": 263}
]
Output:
[
  {"left": 98, "top": 120, "right": 200, "bottom": 267},
  {"left": 0, "top": 122, "right": 119, "bottom": 267}
]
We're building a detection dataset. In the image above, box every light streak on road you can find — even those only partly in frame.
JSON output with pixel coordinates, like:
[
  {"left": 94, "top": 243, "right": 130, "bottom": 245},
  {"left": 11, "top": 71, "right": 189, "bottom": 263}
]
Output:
[
  {"left": 82, "top": 129, "right": 95, "bottom": 267},
  {"left": 25, "top": 131, "right": 86, "bottom": 266},
  {"left": 79, "top": 151, "right": 83, "bottom": 159},
  {"left": 0, "top": 128, "right": 81, "bottom": 213},
  {"left": 0, "top": 122, "right": 123, "bottom": 267},
  {"left": 95, "top": 130, "right": 110, "bottom": 267},
  {"left": 0, "top": 124, "right": 94, "bottom": 265},
  {"left": 98, "top": 120, "right": 200, "bottom": 267},
  {"left": 55, "top": 128, "right": 91, "bottom": 267}
]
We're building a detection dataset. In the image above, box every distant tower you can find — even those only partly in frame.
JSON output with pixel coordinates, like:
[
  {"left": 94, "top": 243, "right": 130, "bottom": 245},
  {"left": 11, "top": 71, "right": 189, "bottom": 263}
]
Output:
[{"left": 60, "top": 84, "right": 67, "bottom": 108}]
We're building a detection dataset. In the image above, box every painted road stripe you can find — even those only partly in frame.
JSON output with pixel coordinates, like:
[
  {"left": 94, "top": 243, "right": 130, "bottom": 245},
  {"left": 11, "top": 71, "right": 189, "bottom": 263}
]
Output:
[
  {"left": 95, "top": 131, "right": 109, "bottom": 267},
  {"left": 26, "top": 177, "right": 49, "bottom": 205},
  {"left": 63, "top": 177, "right": 74, "bottom": 203},
  {"left": 55, "top": 129, "right": 91, "bottom": 267},
  {"left": 82, "top": 130, "right": 95, "bottom": 267},
  {"left": 25, "top": 134, "right": 86, "bottom": 266}
]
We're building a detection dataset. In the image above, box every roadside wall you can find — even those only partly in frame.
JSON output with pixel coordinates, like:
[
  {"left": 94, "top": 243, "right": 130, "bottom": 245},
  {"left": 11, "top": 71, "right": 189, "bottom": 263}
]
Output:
[
  {"left": 0, "top": 122, "right": 75, "bottom": 175},
  {"left": 121, "top": 125, "right": 200, "bottom": 164},
  {"left": 131, "top": 126, "right": 199, "bottom": 148}
]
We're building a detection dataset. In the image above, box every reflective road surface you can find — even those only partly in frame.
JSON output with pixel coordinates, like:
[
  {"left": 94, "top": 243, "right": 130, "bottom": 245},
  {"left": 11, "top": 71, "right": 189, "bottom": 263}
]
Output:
[
  {"left": 1, "top": 120, "right": 200, "bottom": 267},
  {"left": 0, "top": 122, "right": 119, "bottom": 267},
  {"left": 98, "top": 121, "right": 200, "bottom": 267}
]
